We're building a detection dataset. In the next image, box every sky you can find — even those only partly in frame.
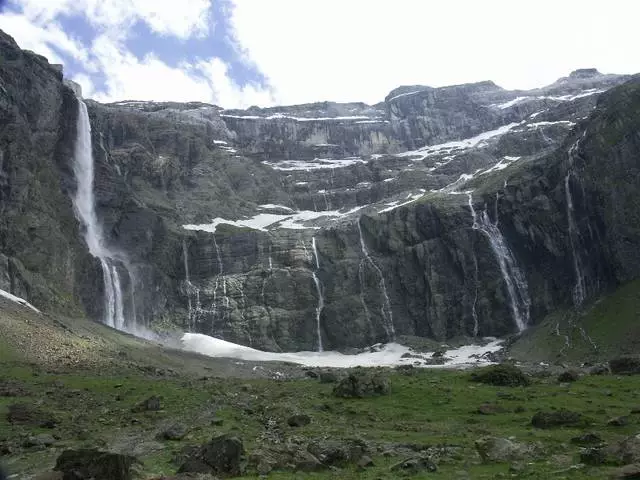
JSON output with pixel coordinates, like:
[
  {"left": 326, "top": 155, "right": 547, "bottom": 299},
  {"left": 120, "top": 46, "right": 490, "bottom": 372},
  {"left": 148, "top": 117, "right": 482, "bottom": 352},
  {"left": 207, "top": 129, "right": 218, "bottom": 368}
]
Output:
[{"left": 0, "top": 0, "right": 638, "bottom": 108}]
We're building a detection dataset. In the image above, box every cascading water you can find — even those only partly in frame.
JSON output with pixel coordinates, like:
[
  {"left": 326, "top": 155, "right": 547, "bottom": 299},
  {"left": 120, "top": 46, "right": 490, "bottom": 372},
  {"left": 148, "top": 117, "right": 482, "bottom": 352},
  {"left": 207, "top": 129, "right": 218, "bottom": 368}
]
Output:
[
  {"left": 357, "top": 218, "right": 396, "bottom": 341},
  {"left": 311, "top": 237, "right": 324, "bottom": 352},
  {"left": 467, "top": 193, "right": 530, "bottom": 332},
  {"left": 71, "top": 98, "right": 135, "bottom": 330},
  {"left": 565, "top": 138, "right": 587, "bottom": 307}
]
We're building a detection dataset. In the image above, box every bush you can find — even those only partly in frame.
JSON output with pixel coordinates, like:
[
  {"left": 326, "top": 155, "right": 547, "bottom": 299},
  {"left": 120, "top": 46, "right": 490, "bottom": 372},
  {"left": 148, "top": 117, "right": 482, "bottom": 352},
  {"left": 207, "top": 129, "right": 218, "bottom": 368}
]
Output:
[{"left": 470, "top": 364, "right": 530, "bottom": 387}]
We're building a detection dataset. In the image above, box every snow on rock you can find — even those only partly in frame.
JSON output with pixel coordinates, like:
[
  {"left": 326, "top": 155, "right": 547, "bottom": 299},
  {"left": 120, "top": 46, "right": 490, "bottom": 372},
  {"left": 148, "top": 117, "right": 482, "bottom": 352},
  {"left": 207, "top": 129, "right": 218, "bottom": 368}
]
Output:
[
  {"left": 183, "top": 207, "right": 365, "bottom": 233},
  {"left": 263, "top": 157, "right": 366, "bottom": 171},
  {"left": 222, "top": 113, "right": 383, "bottom": 122},
  {"left": 378, "top": 190, "right": 425, "bottom": 213},
  {"left": 491, "top": 96, "right": 530, "bottom": 109},
  {"left": 0, "top": 288, "right": 41, "bottom": 313},
  {"left": 526, "top": 120, "right": 576, "bottom": 128},
  {"left": 396, "top": 122, "right": 521, "bottom": 160},
  {"left": 387, "top": 90, "right": 424, "bottom": 102},
  {"left": 258, "top": 204, "right": 294, "bottom": 212},
  {"left": 478, "top": 156, "right": 521, "bottom": 176},
  {"left": 182, "top": 333, "right": 504, "bottom": 369}
]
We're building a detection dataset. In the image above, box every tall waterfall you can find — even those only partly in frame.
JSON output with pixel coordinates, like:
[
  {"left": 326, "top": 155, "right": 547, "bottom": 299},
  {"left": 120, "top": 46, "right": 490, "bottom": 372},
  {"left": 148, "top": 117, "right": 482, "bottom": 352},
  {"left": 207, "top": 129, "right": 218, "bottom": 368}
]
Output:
[
  {"left": 565, "top": 138, "right": 587, "bottom": 307},
  {"left": 71, "top": 98, "right": 134, "bottom": 330},
  {"left": 311, "top": 237, "right": 324, "bottom": 352},
  {"left": 468, "top": 193, "right": 530, "bottom": 332},
  {"left": 357, "top": 218, "right": 396, "bottom": 341}
]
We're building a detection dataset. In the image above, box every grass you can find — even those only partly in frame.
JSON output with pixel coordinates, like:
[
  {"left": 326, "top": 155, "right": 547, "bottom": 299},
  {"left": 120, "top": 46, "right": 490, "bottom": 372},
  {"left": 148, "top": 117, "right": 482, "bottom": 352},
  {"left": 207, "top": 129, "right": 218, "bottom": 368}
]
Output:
[
  {"left": 509, "top": 278, "right": 640, "bottom": 364},
  {"left": 2, "top": 357, "right": 640, "bottom": 479}
]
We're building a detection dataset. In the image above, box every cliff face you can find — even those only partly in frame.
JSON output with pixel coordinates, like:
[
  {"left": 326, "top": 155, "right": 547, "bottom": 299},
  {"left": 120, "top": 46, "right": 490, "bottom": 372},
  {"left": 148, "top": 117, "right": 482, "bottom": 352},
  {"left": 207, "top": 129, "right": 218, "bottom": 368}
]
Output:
[
  {"left": 1, "top": 27, "right": 639, "bottom": 352},
  {"left": 0, "top": 31, "right": 99, "bottom": 315}
]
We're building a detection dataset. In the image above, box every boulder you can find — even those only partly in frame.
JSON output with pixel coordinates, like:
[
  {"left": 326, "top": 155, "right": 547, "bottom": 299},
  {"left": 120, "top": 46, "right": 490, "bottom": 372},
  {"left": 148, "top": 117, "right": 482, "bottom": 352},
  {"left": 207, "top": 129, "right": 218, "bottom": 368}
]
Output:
[
  {"left": 470, "top": 364, "right": 530, "bottom": 387},
  {"left": 54, "top": 449, "right": 137, "bottom": 480},
  {"left": 611, "top": 464, "right": 640, "bottom": 479},
  {"left": 178, "top": 434, "right": 245, "bottom": 477},
  {"left": 531, "top": 410, "right": 586, "bottom": 428},
  {"left": 571, "top": 433, "right": 604, "bottom": 446},
  {"left": 557, "top": 370, "right": 581, "bottom": 382},
  {"left": 287, "top": 414, "right": 311, "bottom": 427},
  {"left": 307, "top": 438, "right": 370, "bottom": 467},
  {"left": 159, "top": 424, "right": 188, "bottom": 441},
  {"left": 333, "top": 370, "right": 390, "bottom": 398},
  {"left": 609, "top": 416, "right": 631, "bottom": 427},
  {"left": 133, "top": 395, "right": 161, "bottom": 412},
  {"left": 610, "top": 357, "right": 640, "bottom": 375},
  {"left": 475, "top": 436, "right": 533, "bottom": 463},
  {"left": 389, "top": 457, "right": 437, "bottom": 474},
  {"left": 7, "top": 403, "right": 57, "bottom": 428}
]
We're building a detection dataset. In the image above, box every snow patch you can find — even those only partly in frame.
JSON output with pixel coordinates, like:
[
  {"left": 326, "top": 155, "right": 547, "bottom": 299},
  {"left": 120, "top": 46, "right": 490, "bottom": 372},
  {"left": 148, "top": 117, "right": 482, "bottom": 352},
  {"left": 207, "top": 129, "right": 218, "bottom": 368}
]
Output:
[
  {"left": 263, "top": 157, "right": 365, "bottom": 171},
  {"left": 258, "top": 204, "right": 294, "bottom": 212},
  {"left": 182, "top": 333, "right": 504, "bottom": 368},
  {"left": 0, "top": 288, "right": 41, "bottom": 313},
  {"left": 222, "top": 113, "right": 382, "bottom": 122},
  {"left": 378, "top": 190, "right": 425, "bottom": 213},
  {"left": 397, "top": 122, "right": 521, "bottom": 160},
  {"left": 183, "top": 207, "right": 365, "bottom": 233},
  {"left": 387, "top": 90, "right": 424, "bottom": 102},
  {"left": 491, "top": 96, "right": 530, "bottom": 109}
]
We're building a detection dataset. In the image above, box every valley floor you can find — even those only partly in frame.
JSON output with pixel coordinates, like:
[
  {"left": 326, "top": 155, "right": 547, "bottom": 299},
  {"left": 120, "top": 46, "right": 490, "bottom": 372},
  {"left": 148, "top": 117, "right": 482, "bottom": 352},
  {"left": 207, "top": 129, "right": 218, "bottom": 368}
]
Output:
[{"left": 2, "top": 290, "right": 640, "bottom": 479}]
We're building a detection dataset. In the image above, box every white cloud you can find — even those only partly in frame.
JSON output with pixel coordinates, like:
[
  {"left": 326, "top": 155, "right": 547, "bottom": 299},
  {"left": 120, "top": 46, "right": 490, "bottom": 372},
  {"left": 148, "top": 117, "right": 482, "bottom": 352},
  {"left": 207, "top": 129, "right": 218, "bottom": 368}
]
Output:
[
  {"left": 0, "top": 12, "right": 91, "bottom": 66},
  {"left": 14, "top": 0, "right": 212, "bottom": 39},
  {"left": 1, "top": 0, "right": 272, "bottom": 107},
  {"left": 229, "top": 0, "right": 640, "bottom": 105}
]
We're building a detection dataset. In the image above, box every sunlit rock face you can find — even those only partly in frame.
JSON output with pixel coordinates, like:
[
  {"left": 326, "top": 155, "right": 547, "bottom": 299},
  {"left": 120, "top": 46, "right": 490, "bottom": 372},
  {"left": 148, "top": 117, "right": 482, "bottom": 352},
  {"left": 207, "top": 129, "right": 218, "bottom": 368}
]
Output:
[{"left": 1, "top": 25, "right": 639, "bottom": 351}]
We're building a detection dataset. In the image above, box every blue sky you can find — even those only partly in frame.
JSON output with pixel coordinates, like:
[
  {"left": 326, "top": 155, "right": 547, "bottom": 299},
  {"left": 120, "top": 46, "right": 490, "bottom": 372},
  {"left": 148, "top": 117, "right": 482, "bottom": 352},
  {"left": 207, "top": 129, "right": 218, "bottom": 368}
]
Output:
[{"left": 1, "top": 0, "right": 638, "bottom": 108}]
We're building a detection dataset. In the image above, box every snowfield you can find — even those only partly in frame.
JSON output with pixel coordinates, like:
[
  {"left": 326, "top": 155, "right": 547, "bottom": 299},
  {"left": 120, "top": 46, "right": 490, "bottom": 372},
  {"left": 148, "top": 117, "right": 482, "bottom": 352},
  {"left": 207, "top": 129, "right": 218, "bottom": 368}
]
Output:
[{"left": 182, "top": 333, "right": 504, "bottom": 369}]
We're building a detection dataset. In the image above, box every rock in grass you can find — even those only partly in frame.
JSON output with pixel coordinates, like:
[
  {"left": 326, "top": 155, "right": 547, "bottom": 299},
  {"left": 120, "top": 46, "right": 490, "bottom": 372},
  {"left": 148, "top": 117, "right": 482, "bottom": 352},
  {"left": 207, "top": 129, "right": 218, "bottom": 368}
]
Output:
[
  {"left": 287, "top": 414, "right": 311, "bottom": 427},
  {"left": 570, "top": 432, "right": 604, "bottom": 446},
  {"left": 307, "top": 438, "right": 370, "bottom": 467},
  {"left": 475, "top": 436, "right": 533, "bottom": 463},
  {"left": 610, "top": 356, "right": 640, "bottom": 375},
  {"left": 477, "top": 403, "right": 506, "bottom": 415},
  {"left": 24, "top": 434, "right": 56, "bottom": 448},
  {"left": 557, "top": 370, "right": 581, "bottom": 382},
  {"left": 332, "top": 370, "right": 390, "bottom": 398},
  {"left": 133, "top": 395, "right": 161, "bottom": 412},
  {"left": 470, "top": 364, "right": 530, "bottom": 387},
  {"left": 178, "top": 434, "right": 244, "bottom": 477},
  {"left": 531, "top": 410, "right": 585, "bottom": 428},
  {"left": 390, "top": 457, "right": 437, "bottom": 474},
  {"left": 54, "top": 449, "right": 137, "bottom": 480},
  {"left": 6, "top": 403, "right": 57, "bottom": 428},
  {"left": 159, "top": 424, "right": 188, "bottom": 440},
  {"left": 608, "top": 416, "right": 631, "bottom": 427},
  {"left": 611, "top": 463, "right": 640, "bottom": 478},
  {"left": 318, "top": 370, "right": 340, "bottom": 384}
]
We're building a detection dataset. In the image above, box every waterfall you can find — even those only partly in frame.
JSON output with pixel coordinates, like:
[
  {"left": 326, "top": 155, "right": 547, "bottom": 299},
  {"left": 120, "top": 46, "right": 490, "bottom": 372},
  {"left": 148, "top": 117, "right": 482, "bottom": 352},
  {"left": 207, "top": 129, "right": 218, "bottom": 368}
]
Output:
[
  {"left": 311, "top": 237, "right": 324, "bottom": 352},
  {"left": 566, "top": 139, "right": 587, "bottom": 307},
  {"left": 357, "top": 218, "right": 396, "bottom": 341},
  {"left": 468, "top": 193, "right": 530, "bottom": 332},
  {"left": 71, "top": 98, "right": 135, "bottom": 330},
  {"left": 183, "top": 240, "right": 194, "bottom": 331}
]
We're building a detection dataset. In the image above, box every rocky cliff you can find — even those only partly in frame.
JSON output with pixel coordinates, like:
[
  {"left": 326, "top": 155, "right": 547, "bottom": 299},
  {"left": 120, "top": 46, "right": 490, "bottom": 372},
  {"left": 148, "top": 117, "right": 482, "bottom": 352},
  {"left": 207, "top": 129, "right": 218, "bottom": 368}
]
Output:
[{"left": 1, "top": 28, "right": 638, "bottom": 352}]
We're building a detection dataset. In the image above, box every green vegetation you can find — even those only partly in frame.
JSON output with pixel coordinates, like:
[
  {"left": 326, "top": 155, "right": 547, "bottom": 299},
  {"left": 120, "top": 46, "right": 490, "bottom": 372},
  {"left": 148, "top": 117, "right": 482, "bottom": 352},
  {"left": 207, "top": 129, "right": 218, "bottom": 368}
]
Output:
[
  {"left": 509, "top": 278, "right": 640, "bottom": 364},
  {"left": 3, "top": 348, "right": 640, "bottom": 478}
]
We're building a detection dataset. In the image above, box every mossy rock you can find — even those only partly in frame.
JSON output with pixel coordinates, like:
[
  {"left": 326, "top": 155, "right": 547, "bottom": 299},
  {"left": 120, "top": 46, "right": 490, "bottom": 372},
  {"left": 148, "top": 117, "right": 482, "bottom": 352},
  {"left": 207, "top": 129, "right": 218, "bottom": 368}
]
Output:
[{"left": 470, "top": 364, "right": 530, "bottom": 387}]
